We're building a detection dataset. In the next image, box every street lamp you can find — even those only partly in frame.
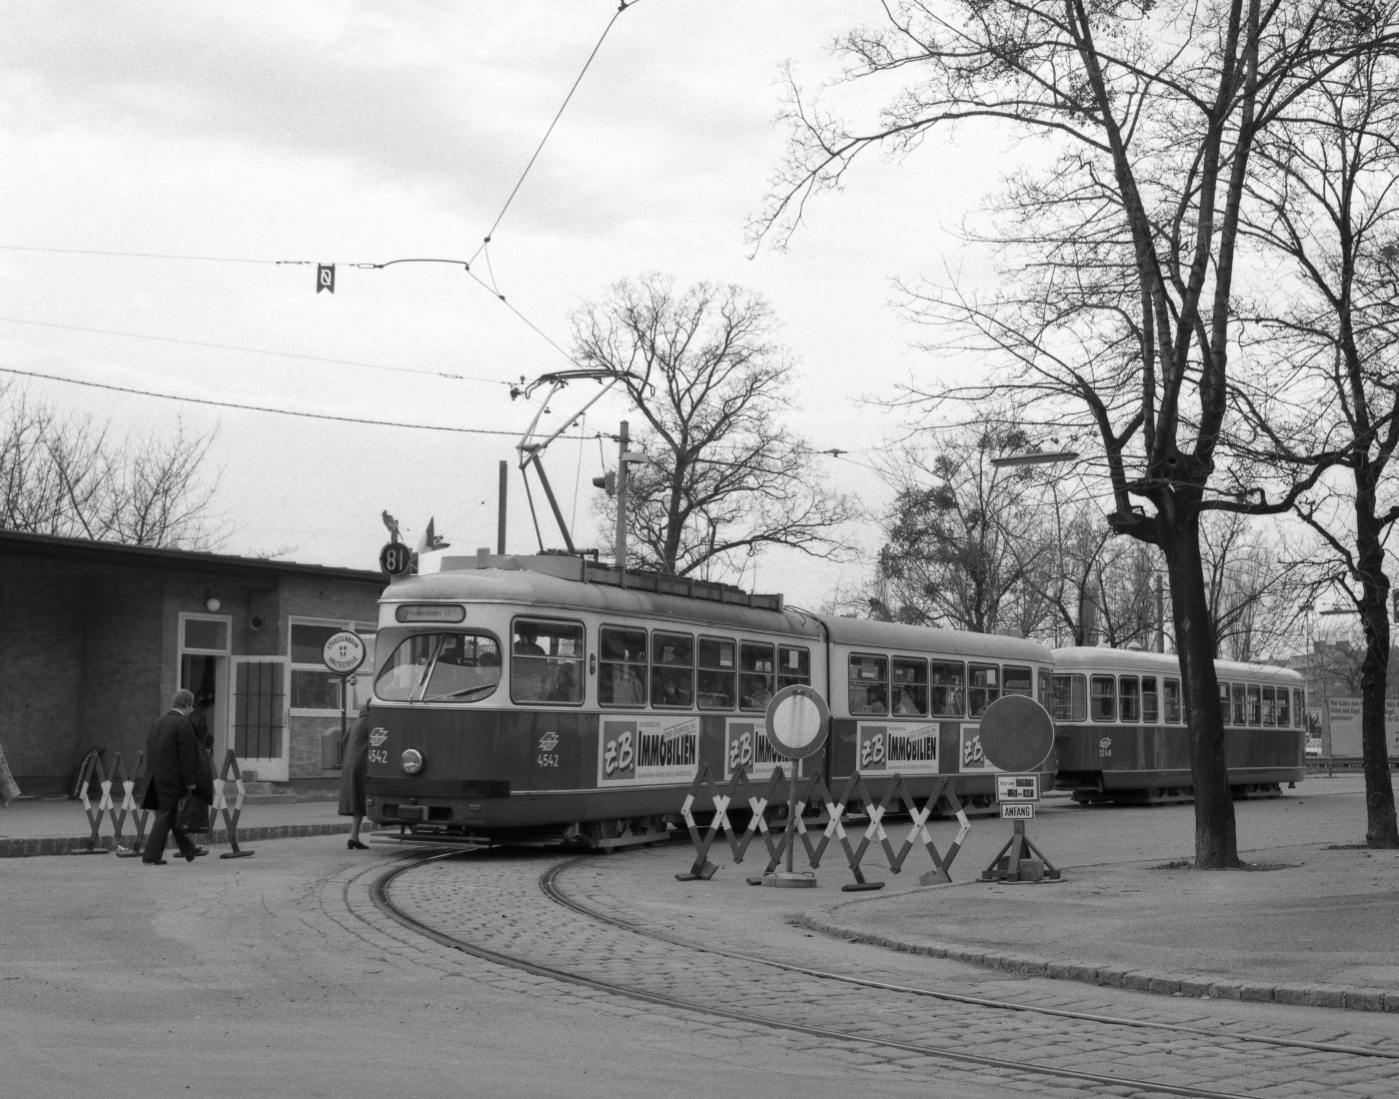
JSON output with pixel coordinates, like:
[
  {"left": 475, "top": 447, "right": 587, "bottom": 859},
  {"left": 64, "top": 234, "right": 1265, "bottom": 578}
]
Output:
[{"left": 989, "top": 449, "right": 1080, "bottom": 468}]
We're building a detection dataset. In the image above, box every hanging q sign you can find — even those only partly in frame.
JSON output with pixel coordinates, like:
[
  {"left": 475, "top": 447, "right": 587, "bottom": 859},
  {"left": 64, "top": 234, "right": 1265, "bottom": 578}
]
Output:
[
  {"left": 764, "top": 684, "right": 831, "bottom": 760},
  {"left": 322, "top": 630, "right": 367, "bottom": 676}
]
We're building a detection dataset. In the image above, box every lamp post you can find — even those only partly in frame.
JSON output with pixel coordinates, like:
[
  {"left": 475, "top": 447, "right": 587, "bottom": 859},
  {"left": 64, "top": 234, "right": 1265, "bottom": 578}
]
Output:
[{"left": 987, "top": 448, "right": 1079, "bottom": 639}]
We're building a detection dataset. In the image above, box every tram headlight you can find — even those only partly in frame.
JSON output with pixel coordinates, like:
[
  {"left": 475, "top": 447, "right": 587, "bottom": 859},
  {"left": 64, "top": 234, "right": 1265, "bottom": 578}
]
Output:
[{"left": 400, "top": 748, "right": 425, "bottom": 775}]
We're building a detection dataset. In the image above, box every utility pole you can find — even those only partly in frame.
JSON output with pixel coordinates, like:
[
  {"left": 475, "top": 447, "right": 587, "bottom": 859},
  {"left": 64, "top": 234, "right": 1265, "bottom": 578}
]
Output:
[
  {"left": 497, "top": 460, "right": 507, "bottom": 555},
  {"left": 1156, "top": 574, "right": 1166, "bottom": 653},
  {"left": 614, "top": 420, "right": 630, "bottom": 568}
]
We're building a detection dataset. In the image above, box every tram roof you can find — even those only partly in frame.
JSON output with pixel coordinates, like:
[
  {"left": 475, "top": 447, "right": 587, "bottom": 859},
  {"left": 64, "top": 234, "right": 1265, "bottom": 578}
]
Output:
[
  {"left": 1051, "top": 646, "right": 1304, "bottom": 682},
  {"left": 816, "top": 615, "right": 1054, "bottom": 662},
  {"left": 382, "top": 559, "right": 824, "bottom": 637}
]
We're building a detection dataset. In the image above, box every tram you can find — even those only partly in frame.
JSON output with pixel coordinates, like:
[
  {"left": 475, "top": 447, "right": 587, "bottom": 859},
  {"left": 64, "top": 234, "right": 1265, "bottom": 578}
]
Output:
[
  {"left": 1049, "top": 647, "right": 1307, "bottom": 804},
  {"left": 363, "top": 552, "right": 1055, "bottom": 848}
]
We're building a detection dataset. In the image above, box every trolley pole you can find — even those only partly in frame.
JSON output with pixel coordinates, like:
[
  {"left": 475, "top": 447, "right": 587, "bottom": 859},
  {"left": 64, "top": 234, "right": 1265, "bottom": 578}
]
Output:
[{"left": 614, "top": 420, "right": 630, "bottom": 567}]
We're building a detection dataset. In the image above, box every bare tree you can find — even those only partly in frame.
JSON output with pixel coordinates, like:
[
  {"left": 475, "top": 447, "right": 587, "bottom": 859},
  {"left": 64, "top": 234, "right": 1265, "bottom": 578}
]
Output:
[
  {"left": 0, "top": 385, "right": 221, "bottom": 549},
  {"left": 753, "top": 1, "right": 1397, "bottom": 867},
  {"left": 1233, "top": 47, "right": 1399, "bottom": 846},
  {"left": 573, "top": 274, "right": 854, "bottom": 578}
]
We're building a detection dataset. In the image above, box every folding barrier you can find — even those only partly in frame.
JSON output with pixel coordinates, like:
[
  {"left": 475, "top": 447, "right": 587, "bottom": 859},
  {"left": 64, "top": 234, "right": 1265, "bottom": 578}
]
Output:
[
  {"left": 73, "top": 749, "right": 254, "bottom": 858},
  {"left": 677, "top": 764, "right": 972, "bottom": 891}
]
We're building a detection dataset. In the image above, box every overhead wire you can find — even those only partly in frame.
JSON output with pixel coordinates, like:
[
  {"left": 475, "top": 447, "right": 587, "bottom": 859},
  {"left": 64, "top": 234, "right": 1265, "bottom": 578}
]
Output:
[
  {"left": 0, "top": 315, "right": 497, "bottom": 383},
  {"left": 0, "top": 365, "right": 589, "bottom": 438}
]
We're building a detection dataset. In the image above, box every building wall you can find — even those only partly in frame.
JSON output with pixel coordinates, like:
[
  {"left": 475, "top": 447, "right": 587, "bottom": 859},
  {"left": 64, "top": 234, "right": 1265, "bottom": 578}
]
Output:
[{"left": 0, "top": 539, "right": 382, "bottom": 797}]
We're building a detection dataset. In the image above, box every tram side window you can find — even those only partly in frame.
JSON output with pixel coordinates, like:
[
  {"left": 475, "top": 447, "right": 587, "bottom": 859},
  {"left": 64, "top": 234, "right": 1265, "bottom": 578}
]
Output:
[
  {"left": 1052, "top": 674, "right": 1087, "bottom": 722},
  {"left": 1293, "top": 688, "right": 1305, "bottom": 727},
  {"left": 850, "top": 654, "right": 888, "bottom": 715},
  {"left": 778, "top": 646, "right": 811, "bottom": 689},
  {"left": 891, "top": 657, "right": 928, "bottom": 716},
  {"left": 511, "top": 619, "right": 584, "bottom": 704},
  {"left": 1004, "top": 666, "right": 1033, "bottom": 697},
  {"left": 698, "top": 637, "right": 737, "bottom": 710},
  {"left": 931, "top": 661, "right": 966, "bottom": 717},
  {"left": 652, "top": 632, "right": 695, "bottom": 708},
  {"left": 1038, "top": 669, "right": 1052, "bottom": 710},
  {"left": 1232, "top": 683, "right": 1247, "bottom": 726},
  {"left": 598, "top": 626, "right": 647, "bottom": 707},
  {"left": 1218, "top": 682, "right": 1231, "bottom": 724},
  {"left": 1165, "top": 678, "right": 1182, "bottom": 723},
  {"left": 1142, "top": 676, "right": 1159, "bottom": 723},
  {"left": 1091, "top": 675, "right": 1116, "bottom": 721},
  {"left": 1277, "top": 688, "right": 1291, "bottom": 727},
  {"left": 1119, "top": 676, "right": 1141, "bottom": 722},
  {"left": 376, "top": 632, "right": 501, "bottom": 703},
  {"left": 1262, "top": 686, "right": 1276, "bottom": 727},
  {"left": 968, "top": 664, "right": 1000, "bottom": 717},
  {"left": 1246, "top": 684, "right": 1262, "bottom": 725},
  {"left": 739, "top": 642, "right": 776, "bottom": 711}
]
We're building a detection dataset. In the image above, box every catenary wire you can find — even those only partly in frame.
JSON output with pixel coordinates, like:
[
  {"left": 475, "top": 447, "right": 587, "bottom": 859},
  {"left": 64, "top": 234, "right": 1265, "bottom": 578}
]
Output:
[
  {"left": 0, "top": 315, "right": 498, "bottom": 383},
  {"left": 0, "top": 366, "right": 587, "bottom": 438}
]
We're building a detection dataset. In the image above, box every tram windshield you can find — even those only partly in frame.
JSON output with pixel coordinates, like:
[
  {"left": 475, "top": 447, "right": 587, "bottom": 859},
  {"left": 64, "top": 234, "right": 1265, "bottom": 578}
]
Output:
[{"left": 375, "top": 631, "right": 501, "bottom": 702}]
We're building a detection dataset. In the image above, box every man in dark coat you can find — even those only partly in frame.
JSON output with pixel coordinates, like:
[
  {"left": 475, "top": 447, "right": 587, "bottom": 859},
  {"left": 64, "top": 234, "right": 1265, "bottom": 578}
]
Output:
[{"left": 140, "top": 689, "right": 212, "bottom": 864}]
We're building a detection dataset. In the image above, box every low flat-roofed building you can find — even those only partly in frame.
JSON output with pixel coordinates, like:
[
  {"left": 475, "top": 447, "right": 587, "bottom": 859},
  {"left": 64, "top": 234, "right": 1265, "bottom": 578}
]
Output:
[{"left": 0, "top": 530, "right": 383, "bottom": 797}]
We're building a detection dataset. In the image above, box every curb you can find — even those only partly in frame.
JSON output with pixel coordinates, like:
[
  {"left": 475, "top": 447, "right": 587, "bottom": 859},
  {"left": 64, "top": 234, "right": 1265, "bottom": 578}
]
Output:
[
  {"left": 797, "top": 912, "right": 1399, "bottom": 1015},
  {"left": 0, "top": 821, "right": 354, "bottom": 859}
]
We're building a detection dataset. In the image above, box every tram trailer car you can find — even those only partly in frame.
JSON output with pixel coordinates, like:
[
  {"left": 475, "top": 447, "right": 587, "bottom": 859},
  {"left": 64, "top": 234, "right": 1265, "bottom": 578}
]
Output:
[
  {"left": 1049, "top": 647, "right": 1306, "bottom": 805},
  {"left": 364, "top": 553, "right": 1056, "bottom": 848}
]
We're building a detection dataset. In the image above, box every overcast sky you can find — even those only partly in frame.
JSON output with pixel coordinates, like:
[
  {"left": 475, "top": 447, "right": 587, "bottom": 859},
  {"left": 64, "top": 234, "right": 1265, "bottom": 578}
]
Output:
[{"left": 1, "top": 1, "right": 1019, "bottom": 609}]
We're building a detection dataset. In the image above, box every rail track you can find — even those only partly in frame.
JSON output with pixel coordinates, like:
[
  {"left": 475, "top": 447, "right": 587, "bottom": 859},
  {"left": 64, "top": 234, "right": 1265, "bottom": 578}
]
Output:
[{"left": 366, "top": 850, "right": 1399, "bottom": 1099}]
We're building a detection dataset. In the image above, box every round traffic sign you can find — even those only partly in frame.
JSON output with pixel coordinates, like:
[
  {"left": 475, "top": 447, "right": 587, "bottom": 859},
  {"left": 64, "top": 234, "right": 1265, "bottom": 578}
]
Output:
[
  {"left": 977, "top": 694, "right": 1056, "bottom": 772},
  {"left": 764, "top": 684, "right": 830, "bottom": 760},
  {"left": 379, "top": 541, "right": 414, "bottom": 577},
  {"left": 322, "top": 631, "right": 366, "bottom": 675}
]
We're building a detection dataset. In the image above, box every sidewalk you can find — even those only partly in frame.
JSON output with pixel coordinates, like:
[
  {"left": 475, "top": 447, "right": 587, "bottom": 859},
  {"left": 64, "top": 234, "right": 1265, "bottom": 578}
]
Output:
[
  {"left": 0, "top": 795, "right": 352, "bottom": 857},
  {"left": 795, "top": 774, "right": 1399, "bottom": 1014}
]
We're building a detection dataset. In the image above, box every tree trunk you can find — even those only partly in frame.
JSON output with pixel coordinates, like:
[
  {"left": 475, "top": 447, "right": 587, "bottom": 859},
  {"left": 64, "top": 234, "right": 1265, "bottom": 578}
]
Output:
[
  {"left": 1163, "top": 511, "right": 1241, "bottom": 867},
  {"left": 1354, "top": 489, "right": 1399, "bottom": 848}
]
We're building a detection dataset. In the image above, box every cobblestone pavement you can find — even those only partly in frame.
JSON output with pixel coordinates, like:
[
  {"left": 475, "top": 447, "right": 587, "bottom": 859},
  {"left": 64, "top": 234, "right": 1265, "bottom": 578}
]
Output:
[{"left": 345, "top": 845, "right": 1399, "bottom": 1099}]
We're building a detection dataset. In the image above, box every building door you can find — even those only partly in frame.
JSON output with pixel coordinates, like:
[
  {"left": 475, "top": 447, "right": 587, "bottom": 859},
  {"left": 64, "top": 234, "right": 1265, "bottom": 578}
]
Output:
[{"left": 230, "top": 658, "right": 288, "bottom": 782}]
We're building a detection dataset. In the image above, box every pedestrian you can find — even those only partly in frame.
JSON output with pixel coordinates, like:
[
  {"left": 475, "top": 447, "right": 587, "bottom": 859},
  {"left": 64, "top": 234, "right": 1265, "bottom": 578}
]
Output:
[
  {"left": 339, "top": 704, "right": 371, "bottom": 850},
  {"left": 140, "top": 688, "right": 212, "bottom": 865}
]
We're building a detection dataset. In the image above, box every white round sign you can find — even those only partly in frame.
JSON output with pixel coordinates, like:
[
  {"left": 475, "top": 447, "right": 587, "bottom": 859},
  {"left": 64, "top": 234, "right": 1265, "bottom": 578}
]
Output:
[
  {"left": 764, "top": 684, "right": 830, "bottom": 760},
  {"left": 322, "top": 631, "right": 366, "bottom": 675}
]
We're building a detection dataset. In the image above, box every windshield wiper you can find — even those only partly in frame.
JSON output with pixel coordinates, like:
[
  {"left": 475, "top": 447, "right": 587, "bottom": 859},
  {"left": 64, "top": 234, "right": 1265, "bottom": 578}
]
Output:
[{"left": 421, "top": 682, "right": 498, "bottom": 703}]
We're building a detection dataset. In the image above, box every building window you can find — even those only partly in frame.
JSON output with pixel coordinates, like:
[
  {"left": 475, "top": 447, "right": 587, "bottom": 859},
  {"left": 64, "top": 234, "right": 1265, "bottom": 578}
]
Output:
[
  {"left": 289, "top": 620, "right": 374, "bottom": 713},
  {"left": 183, "top": 615, "right": 230, "bottom": 654}
]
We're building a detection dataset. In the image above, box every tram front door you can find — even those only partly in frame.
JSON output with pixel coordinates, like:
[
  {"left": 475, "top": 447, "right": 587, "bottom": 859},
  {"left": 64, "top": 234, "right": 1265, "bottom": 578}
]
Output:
[{"left": 230, "top": 657, "right": 288, "bottom": 783}]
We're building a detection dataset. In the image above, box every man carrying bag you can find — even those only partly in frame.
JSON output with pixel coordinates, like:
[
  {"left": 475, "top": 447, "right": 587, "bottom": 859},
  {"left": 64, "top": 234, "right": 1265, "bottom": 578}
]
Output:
[{"left": 140, "top": 689, "right": 212, "bottom": 865}]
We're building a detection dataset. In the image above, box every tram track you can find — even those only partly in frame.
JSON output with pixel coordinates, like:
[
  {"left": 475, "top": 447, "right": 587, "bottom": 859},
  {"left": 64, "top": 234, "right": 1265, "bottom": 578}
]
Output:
[{"left": 366, "top": 850, "right": 1399, "bottom": 1099}]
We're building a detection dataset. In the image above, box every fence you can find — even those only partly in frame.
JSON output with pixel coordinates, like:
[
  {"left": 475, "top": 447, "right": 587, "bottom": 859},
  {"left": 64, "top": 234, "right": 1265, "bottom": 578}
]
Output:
[
  {"left": 74, "top": 749, "right": 255, "bottom": 859},
  {"left": 676, "top": 763, "right": 972, "bottom": 891}
]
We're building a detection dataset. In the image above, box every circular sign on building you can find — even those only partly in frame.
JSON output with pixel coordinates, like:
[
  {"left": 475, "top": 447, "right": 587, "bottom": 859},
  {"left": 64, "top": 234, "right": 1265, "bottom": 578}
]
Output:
[
  {"left": 322, "top": 630, "right": 367, "bottom": 676},
  {"left": 977, "top": 694, "right": 1056, "bottom": 773},
  {"left": 764, "top": 684, "right": 831, "bottom": 760}
]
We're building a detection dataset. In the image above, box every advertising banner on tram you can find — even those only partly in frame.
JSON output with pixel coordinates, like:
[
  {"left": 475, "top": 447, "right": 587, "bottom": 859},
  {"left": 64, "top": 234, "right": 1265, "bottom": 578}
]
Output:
[
  {"left": 957, "top": 724, "right": 1003, "bottom": 774},
  {"left": 722, "top": 718, "right": 804, "bottom": 781},
  {"left": 598, "top": 714, "right": 701, "bottom": 786},
  {"left": 855, "top": 722, "right": 940, "bottom": 775}
]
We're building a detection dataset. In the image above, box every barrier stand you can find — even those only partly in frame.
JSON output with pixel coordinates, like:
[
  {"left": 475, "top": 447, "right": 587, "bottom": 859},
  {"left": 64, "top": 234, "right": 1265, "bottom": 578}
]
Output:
[
  {"left": 74, "top": 752, "right": 113, "bottom": 854},
  {"left": 675, "top": 763, "right": 783, "bottom": 880},
  {"left": 211, "top": 750, "right": 255, "bottom": 859},
  {"left": 679, "top": 766, "right": 974, "bottom": 889},
  {"left": 109, "top": 752, "right": 149, "bottom": 858},
  {"left": 981, "top": 818, "right": 1060, "bottom": 883}
]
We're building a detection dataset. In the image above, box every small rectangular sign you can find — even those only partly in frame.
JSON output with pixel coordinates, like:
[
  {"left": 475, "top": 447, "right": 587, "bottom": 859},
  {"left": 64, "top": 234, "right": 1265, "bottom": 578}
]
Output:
[
  {"left": 996, "top": 774, "right": 1040, "bottom": 802},
  {"left": 1000, "top": 803, "right": 1035, "bottom": 819}
]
